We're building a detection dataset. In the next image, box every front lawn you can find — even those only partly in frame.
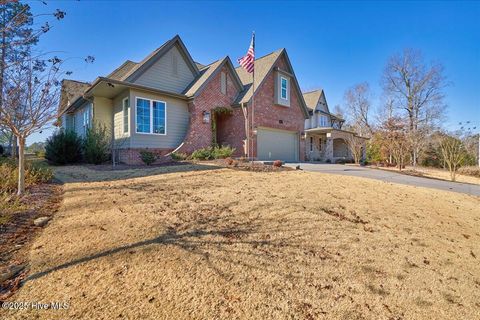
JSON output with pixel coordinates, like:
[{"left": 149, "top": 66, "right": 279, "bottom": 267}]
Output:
[{"left": 2, "top": 164, "right": 479, "bottom": 319}]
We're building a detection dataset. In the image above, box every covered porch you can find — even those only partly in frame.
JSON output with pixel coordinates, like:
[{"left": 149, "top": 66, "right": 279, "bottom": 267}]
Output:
[{"left": 305, "top": 127, "right": 363, "bottom": 163}]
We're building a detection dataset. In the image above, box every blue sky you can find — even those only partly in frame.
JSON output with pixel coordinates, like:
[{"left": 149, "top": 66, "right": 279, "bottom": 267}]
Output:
[{"left": 28, "top": 0, "right": 479, "bottom": 144}]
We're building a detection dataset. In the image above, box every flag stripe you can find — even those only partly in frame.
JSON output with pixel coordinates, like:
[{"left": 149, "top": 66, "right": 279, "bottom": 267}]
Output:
[{"left": 238, "top": 34, "right": 255, "bottom": 73}]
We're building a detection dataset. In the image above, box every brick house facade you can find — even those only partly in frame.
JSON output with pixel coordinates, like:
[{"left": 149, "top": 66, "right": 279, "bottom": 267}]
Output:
[{"left": 58, "top": 35, "right": 310, "bottom": 164}]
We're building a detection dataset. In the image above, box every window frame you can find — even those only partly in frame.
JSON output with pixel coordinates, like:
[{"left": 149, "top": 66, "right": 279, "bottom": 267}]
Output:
[
  {"left": 122, "top": 97, "right": 129, "bottom": 134},
  {"left": 135, "top": 97, "right": 167, "bottom": 136},
  {"left": 280, "top": 76, "right": 288, "bottom": 100},
  {"left": 82, "top": 105, "right": 90, "bottom": 135},
  {"left": 220, "top": 71, "right": 227, "bottom": 95}
]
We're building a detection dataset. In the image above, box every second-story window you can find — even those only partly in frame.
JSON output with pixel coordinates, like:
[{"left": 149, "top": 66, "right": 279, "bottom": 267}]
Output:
[
  {"left": 221, "top": 71, "right": 227, "bottom": 95},
  {"left": 281, "top": 77, "right": 288, "bottom": 100}
]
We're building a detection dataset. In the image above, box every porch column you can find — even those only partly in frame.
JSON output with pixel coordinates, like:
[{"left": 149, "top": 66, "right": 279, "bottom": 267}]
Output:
[{"left": 325, "top": 137, "right": 333, "bottom": 161}]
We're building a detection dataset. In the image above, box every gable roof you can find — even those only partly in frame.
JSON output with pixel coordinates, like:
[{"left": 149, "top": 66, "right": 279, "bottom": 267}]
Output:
[
  {"left": 122, "top": 35, "right": 200, "bottom": 82},
  {"left": 302, "top": 89, "right": 323, "bottom": 110},
  {"left": 183, "top": 56, "right": 244, "bottom": 98},
  {"left": 58, "top": 79, "right": 90, "bottom": 116},
  {"left": 235, "top": 49, "right": 283, "bottom": 104},
  {"left": 107, "top": 60, "right": 138, "bottom": 80},
  {"left": 235, "top": 49, "right": 309, "bottom": 118}
]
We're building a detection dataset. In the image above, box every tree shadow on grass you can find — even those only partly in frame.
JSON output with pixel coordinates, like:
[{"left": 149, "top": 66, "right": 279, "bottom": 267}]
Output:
[{"left": 23, "top": 210, "right": 333, "bottom": 284}]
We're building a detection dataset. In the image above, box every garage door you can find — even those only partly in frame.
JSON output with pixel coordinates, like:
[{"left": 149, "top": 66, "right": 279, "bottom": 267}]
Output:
[{"left": 257, "top": 128, "right": 299, "bottom": 162}]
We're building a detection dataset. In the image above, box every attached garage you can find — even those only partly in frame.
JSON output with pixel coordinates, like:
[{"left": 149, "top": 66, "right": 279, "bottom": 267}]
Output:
[{"left": 257, "top": 127, "right": 299, "bottom": 162}]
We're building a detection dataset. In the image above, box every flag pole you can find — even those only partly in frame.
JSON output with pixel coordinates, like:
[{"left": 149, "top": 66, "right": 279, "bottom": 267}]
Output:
[{"left": 251, "top": 31, "right": 255, "bottom": 163}]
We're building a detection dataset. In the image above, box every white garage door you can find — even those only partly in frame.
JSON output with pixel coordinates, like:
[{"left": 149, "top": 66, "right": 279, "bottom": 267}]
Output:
[{"left": 257, "top": 128, "right": 299, "bottom": 162}]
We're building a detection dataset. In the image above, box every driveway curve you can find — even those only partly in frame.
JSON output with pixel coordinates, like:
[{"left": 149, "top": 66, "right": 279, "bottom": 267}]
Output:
[{"left": 287, "top": 163, "right": 480, "bottom": 197}]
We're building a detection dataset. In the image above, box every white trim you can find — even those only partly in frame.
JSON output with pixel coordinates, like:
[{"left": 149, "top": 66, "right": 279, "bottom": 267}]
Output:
[
  {"left": 280, "top": 76, "right": 288, "bottom": 100},
  {"left": 122, "top": 97, "right": 129, "bottom": 133},
  {"left": 134, "top": 96, "right": 167, "bottom": 136}
]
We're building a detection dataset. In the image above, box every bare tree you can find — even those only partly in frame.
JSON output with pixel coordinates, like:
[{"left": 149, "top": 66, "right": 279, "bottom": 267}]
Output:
[
  {"left": 380, "top": 117, "right": 410, "bottom": 170},
  {"left": 439, "top": 134, "right": 466, "bottom": 181},
  {"left": 343, "top": 82, "right": 374, "bottom": 137},
  {"left": 382, "top": 49, "right": 447, "bottom": 167},
  {"left": 345, "top": 135, "right": 364, "bottom": 164},
  {"left": 0, "top": 54, "right": 64, "bottom": 194}
]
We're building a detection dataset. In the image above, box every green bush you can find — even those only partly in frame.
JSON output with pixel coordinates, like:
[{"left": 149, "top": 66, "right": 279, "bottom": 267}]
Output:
[
  {"left": 0, "top": 158, "right": 53, "bottom": 193},
  {"left": 84, "top": 124, "right": 110, "bottom": 164},
  {"left": 45, "top": 130, "right": 83, "bottom": 165},
  {"left": 140, "top": 150, "right": 156, "bottom": 165},
  {"left": 191, "top": 148, "right": 213, "bottom": 160},
  {"left": 191, "top": 146, "right": 235, "bottom": 160},
  {"left": 171, "top": 152, "right": 188, "bottom": 161},
  {"left": 212, "top": 146, "right": 235, "bottom": 159}
]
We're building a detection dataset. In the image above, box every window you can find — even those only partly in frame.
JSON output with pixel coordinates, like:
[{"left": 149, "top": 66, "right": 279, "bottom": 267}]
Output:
[
  {"left": 221, "top": 72, "right": 227, "bottom": 95},
  {"left": 82, "top": 106, "right": 90, "bottom": 135},
  {"left": 153, "top": 101, "right": 166, "bottom": 134},
  {"left": 135, "top": 97, "right": 167, "bottom": 135},
  {"left": 319, "top": 115, "right": 328, "bottom": 127},
  {"left": 280, "top": 76, "right": 288, "bottom": 100},
  {"left": 123, "top": 98, "right": 129, "bottom": 133},
  {"left": 310, "top": 137, "right": 313, "bottom": 152}
]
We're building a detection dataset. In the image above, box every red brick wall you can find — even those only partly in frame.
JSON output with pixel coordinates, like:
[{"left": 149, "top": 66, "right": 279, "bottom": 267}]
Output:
[
  {"left": 118, "top": 148, "right": 173, "bottom": 165},
  {"left": 177, "top": 65, "right": 241, "bottom": 154},
  {"left": 247, "top": 55, "right": 306, "bottom": 160}
]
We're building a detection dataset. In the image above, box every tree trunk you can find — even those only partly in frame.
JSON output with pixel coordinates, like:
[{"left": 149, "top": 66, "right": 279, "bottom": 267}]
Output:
[
  {"left": 11, "top": 136, "right": 17, "bottom": 158},
  {"left": 17, "top": 136, "right": 25, "bottom": 195}
]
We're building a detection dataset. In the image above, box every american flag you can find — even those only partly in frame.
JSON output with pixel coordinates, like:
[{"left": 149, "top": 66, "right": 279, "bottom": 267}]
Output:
[{"left": 238, "top": 33, "right": 255, "bottom": 73}]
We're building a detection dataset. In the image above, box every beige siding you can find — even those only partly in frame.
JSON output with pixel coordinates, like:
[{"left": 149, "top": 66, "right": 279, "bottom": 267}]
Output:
[
  {"left": 129, "top": 89, "right": 189, "bottom": 149},
  {"left": 93, "top": 96, "right": 113, "bottom": 132},
  {"left": 133, "top": 45, "right": 195, "bottom": 94},
  {"left": 113, "top": 90, "right": 131, "bottom": 148}
]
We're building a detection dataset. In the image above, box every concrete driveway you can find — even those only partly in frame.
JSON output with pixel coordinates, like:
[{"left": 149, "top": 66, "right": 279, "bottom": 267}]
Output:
[{"left": 286, "top": 163, "right": 480, "bottom": 197}]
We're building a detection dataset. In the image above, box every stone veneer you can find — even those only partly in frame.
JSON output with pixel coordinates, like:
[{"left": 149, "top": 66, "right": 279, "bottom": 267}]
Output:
[{"left": 118, "top": 148, "right": 173, "bottom": 165}]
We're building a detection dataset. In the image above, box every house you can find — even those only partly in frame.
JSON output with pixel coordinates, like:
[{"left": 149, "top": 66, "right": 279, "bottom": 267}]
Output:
[
  {"left": 303, "top": 89, "right": 367, "bottom": 162},
  {"left": 57, "top": 35, "right": 310, "bottom": 164}
]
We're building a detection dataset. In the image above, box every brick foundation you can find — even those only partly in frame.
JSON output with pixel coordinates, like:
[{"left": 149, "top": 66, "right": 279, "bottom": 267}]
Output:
[{"left": 118, "top": 148, "right": 173, "bottom": 165}]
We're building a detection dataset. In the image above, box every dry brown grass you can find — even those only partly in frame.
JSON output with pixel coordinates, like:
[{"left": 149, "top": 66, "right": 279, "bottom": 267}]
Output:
[
  {"left": 2, "top": 164, "right": 479, "bottom": 319},
  {"left": 372, "top": 165, "right": 480, "bottom": 185}
]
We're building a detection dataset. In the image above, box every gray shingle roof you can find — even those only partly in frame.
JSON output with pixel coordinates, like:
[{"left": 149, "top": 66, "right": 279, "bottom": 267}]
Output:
[
  {"left": 234, "top": 49, "right": 283, "bottom": 104},
  {"left": 302, "top": 89, "right": 323, "bottom": 110},
  {"left": 58, "top": 79, "right": 90, "bottom": 115},
  {"left": 183, "top": 58, "right": 224, "bottom": 97},
  {"left": 107, "top": 60, "right": 138, "bottom": 81}
]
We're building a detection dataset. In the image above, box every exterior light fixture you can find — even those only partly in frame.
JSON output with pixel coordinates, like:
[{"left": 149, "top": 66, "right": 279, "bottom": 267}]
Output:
[
  {"left": 301, "top": 132, "right": 306, "bottom": 140},
  {"left": 202, "top": 111, "right": 211, "bottom": 123}
]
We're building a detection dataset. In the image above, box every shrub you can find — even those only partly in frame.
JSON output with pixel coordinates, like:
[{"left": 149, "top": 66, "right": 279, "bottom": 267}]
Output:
[
  {"left": 45, "top": 130, "right": 83, "bottom": 165},
  {"left": 458, "top": 166, "right": 480, "bottom": 178},
  {"left": 191, "top": 148, "right": 213, "bottom": 160},
  {"left": 0, "top": 158, "right": 53, "bottom": 193},
  {"left": 272, "top": 160, "right": 283, "bottom": 167},
  {"left": 35, "top": 150, "right": 46, "bottom": 158},
  {"left": 212, "top": 146, "right": 235, "bottom": 159},
  {"left": 140, "top": 150, "right": 156, "bottom": 165},
  {"left": 325, "top": 159, "right": 331, "bottom": 163},
  {"left": 84, "top": 124, "right": 110, "bottom": 164},
  {"left": 171, "top": 152, "right": 188, "bottom": 161}
]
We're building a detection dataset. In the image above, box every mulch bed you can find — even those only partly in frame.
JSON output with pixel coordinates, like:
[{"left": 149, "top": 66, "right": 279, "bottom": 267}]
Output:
[
  {"left": 0, "top": 183, "right": 63, "bottom": 301},
  {"left": 203, "top": 159, "right": 294, "bottom": 172}
]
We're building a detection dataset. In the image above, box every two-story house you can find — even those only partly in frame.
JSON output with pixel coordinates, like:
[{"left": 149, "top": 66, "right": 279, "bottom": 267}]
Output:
[
  {"left": 303, "top": 89, "right": 366, "bottom": 162},
  {"left": 58, "top": 35, "right": 310, "bottom": 164}
]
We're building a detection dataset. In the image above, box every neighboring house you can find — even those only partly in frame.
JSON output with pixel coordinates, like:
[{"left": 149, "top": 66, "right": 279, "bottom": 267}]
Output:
[
  {"left": 303, "top": 89, "right": 366, "bottom": 162},
  {"left": 58, "top": 35, "right": 309, "bottom": 164}
]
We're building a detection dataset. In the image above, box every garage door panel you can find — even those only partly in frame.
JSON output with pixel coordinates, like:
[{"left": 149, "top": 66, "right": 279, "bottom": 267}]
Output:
[{"left": 257, "top": 128, "right": 298, "bottom": 162}]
